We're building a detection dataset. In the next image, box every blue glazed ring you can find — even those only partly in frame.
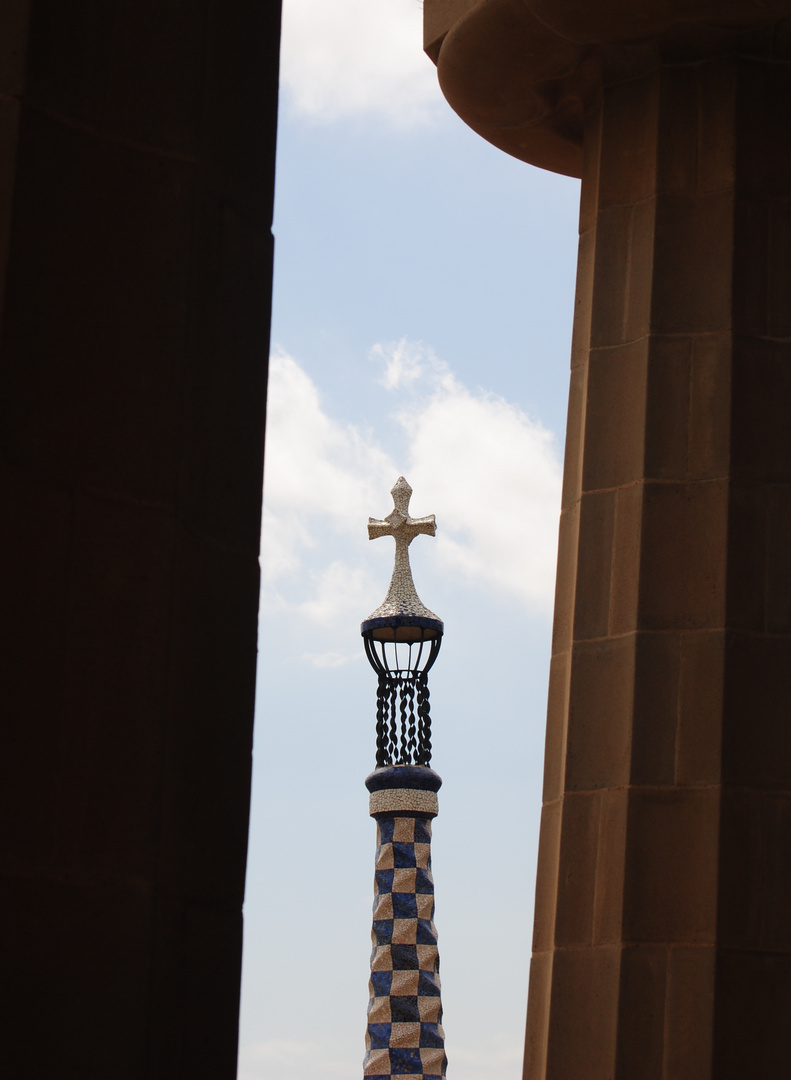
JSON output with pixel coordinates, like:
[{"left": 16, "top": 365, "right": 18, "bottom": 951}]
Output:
[{"left": 365, "top": 765, "right": 443, "bottom": 793}]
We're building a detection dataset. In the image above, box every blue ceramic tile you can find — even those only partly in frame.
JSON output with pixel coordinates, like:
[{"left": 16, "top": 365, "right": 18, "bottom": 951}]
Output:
[
  {"left": 391, "top": 893, "right": 418, "bottom": 920},
  {"left": 419, "top": 1024, "right": 445, "bottom": 1049},
  {"left": 390, "top": 944, "right": 419, "bottom": 970},
  {"left": 368, "top": 1024, "right": 392, "bottom": 1050},
  {"left": 378, "top": 818, "right": 396, "bottom": 844},
  {"left": 389, "top": 1047, "right": 423, "bottom": 1074},
  {"left": 373, "top": 920, "right": 394, "bottom": 944},
  {"left": 417, "top": 972, "right": 441, "bottom": 997},
  {"left": 375, "top": 869, "right": 394, "bottom": 895},
  {"left": 415, "top": 869, "right": 433, "bottom": 894},
  {"left": 389, "top": 996, "right": 420, "bottom": 1023},
  {"left": 392, "top": 842, "right": 417, "bottom": 868},
  {"left": 413, "top": 820, "right": 432, "bottom": 845},
  {"left": 415, "top": 919, "right": 437, "bottom": 946},
  {"left": 371, "top": 971, "right": 393, "bottom": 997},
  {"left": 365, "top": 766, "right": 442, "bottom": 793}
]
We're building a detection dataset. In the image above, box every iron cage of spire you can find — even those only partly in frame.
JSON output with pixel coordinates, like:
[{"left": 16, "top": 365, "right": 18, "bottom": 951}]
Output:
[{"left": 361, "top": 614, "right": 443, "bottom": 768}]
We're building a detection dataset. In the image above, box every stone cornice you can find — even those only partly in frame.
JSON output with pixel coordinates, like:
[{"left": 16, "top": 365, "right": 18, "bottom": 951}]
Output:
[{"left": 425, "top": 0, "right": 791, "bottom": 177}]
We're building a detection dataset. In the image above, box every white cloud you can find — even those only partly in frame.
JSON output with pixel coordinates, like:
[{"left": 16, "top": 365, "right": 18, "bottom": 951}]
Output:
[
  {"left": 279, "top": 0, "right": 442, "bottom": 125},
  {"left": 373, "top": 338, "right": 444, "bottom": 391},
  {"left": 261, "top": 348, "right": 395, "bottom": 585},
  {"left": 376, "top": 339, "right": 563, "bottom": 611},
  {"left": 261, "top": 343, "right": 562, "bottom": 627},
  {"left": 295, "top": 561, "right": 380, "bottom": 629}
]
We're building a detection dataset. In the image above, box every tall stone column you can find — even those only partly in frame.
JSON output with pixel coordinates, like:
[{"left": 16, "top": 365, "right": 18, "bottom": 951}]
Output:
[
  {"left": 425, "top": 3, "right": 791, "bottom": 1078},
  {"left": 0, "top": 3, "right": 281, "bottom": 1076},
  {"left": 528, "top": 49, "right": 791, "bottom": 1080}
]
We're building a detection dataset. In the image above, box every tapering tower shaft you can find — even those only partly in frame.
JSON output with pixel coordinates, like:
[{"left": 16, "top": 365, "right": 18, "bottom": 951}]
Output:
[{"left": 364, "top": 767, "right": 447, "bottom": 1080}]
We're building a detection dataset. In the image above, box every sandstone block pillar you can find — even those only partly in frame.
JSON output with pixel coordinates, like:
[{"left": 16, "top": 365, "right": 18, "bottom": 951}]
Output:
[{"left": 425, "top": 3, "right": 791, "bottom": 1077}]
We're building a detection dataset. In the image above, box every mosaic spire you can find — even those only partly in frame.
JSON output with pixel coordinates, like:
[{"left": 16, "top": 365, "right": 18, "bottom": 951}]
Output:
[
  {"left": 363, "top": 767, "right": 447, "bottom": 1080},
  {"left": 362, "top": 479, "right": 447, "bottom": 1080}
]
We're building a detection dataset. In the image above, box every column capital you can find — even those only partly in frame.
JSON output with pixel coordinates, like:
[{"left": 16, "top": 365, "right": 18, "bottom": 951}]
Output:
[{"left": 425, "top": 0, "right": 791, "bottom": 176}]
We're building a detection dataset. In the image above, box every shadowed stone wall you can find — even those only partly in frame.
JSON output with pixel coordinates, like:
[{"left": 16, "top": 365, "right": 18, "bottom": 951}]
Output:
[
  {"left": 0, "top": 3, "right": 281, "bottom": 1076},
  {"left": 529, "top": 49, "right": 791, "bottom": 1080},
  {"left": 425, "top": 2, "right": 791, "bottom": 1077}
]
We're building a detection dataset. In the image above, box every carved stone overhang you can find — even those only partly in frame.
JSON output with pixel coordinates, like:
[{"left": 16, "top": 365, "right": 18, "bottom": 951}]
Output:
[{"left": 424, "top": 0, "right": 791, "bottom": 177}]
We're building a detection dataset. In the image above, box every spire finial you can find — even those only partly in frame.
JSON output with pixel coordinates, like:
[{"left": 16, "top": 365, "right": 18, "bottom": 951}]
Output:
[{"left": 363, "top": 477, "right": 443, "bottom": 631}]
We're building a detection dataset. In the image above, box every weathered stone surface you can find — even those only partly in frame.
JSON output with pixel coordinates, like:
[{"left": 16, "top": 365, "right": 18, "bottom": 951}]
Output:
[
  {"left": 527, "top": 50, "right": 791, "bottom": 1080},
  {"left": 426, "top": 0, "right": 791, "bottom": 175},
  {"left": 425, "top": 21, "right": 791, "bottom": 1077}
]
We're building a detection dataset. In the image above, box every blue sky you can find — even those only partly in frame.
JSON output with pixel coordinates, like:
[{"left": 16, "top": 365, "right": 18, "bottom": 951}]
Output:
[{"left": 238, "top": 3, "right": 580, "bottom": 1078}]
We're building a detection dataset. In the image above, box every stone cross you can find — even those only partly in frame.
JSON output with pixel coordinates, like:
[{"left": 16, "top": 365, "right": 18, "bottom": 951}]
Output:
[
  {"left": 368, "top": 475, "right": 436, "bottom": 545},
  {"left": 366, "top": 477, "right": 439, "bottom": 623}
]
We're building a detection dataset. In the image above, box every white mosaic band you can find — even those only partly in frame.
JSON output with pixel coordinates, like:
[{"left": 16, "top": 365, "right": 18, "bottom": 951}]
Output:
[{"left": 369, "top": 788, "right": 439, "bottom": 817}]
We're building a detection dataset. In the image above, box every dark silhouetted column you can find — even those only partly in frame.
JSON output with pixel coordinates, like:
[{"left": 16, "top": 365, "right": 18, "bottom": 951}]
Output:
[{"left": 0, "top": 3, "right": 281, "bottom": 1077}]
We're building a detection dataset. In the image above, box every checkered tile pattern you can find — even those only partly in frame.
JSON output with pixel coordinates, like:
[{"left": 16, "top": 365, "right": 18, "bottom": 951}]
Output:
[{"left": 363, "top": 814, "right": 447, "bottom": 1078}]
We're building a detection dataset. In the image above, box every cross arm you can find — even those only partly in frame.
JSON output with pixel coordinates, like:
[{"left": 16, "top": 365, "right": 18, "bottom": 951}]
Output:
[
  {"left": 368, "top": 517, "right": 395, "bottom": 540},
  {"left": 408, "top": 514, "right": 436, "bottom": 537}
]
